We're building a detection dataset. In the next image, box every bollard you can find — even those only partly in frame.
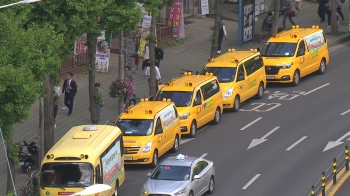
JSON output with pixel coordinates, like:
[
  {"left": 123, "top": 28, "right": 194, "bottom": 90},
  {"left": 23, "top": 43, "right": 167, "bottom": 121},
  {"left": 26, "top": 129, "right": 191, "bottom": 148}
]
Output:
[
  {"left": 345, "top": 145, "right": 349, "bottom": 171},
  {"left": 311, "top": 185, "right": 315, "bottom": 195},
  {"left": 333, "top": 158, "right": 337, "bottom": 184},
  {"left": 321, "top": 171, "right": 326, "bottom": 196}
]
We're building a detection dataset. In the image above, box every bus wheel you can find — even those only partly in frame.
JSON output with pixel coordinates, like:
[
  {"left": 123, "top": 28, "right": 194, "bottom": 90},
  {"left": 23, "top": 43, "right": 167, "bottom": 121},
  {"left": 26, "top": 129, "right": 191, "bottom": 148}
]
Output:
[{"left": 151, "top": 150, "right": 158, "bottom": 168}]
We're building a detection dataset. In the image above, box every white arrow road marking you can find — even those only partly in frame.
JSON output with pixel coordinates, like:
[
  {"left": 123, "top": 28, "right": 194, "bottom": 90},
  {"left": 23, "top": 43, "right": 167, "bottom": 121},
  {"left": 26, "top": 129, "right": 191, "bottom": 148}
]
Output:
[
  {"left": 199, "top": 153, "right": 208, "bottom": 158},
  {"left": 303, "top": 83, "right": 330, "bottom": 95},
  {"left": 323, "top": 130, "right": 350, "bottom": 152},
  {"left": 340, "top": 109, "right": 350, "bottom": 116},
  {"left": 286, "top": 136, "right": 308, "bottom": 151},
  {"left": 240, "top": 117, "right": 263, "bottom": 130},
  {"left": 180, "top": 138, "right": 195, "bottom": 145},
  {"left": 247, "top": 126, "right": 280, "bottom": 149},
  {"left": 242, "top": 174, "right": 261, "bottom": 189}
]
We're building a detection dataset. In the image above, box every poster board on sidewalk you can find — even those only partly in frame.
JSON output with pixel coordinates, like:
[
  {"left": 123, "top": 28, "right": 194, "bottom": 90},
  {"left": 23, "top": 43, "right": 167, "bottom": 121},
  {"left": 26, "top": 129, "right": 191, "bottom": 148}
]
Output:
[
  {"left": 201, "top": 0, "right": 209, "bottom": 15},
  {"left": 95, "top": 31, "right": 111, "bottom": 72},
  {"left": 238, "top": 0, "right": 255, "bottom": 44},
  {"left": 168, "top": 0, "right": 183, "bottom": 37}
]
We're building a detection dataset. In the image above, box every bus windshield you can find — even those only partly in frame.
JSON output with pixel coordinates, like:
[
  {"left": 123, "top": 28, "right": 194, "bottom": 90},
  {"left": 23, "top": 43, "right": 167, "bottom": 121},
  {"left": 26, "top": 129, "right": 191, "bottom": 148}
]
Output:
[
  {"left": 117, "top": 119, "right": 154, "bottom": 136},
  {"left": 41, "top": 163, "right": 93, "bottom": 187}
]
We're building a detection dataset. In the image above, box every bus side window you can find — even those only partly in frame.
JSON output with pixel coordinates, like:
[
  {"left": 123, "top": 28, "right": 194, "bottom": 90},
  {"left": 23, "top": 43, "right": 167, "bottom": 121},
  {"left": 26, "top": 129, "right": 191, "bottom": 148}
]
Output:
[{"left": 95, "top": 165, "right": 103, "bottom": 184}]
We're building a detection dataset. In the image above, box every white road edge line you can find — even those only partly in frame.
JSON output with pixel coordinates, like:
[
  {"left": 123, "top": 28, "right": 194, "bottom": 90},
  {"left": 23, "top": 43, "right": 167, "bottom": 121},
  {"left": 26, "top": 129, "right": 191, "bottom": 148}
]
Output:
[
  {"left": 340, "top": 109, "right": 350, "bottom": 116},
  {"left": 286, "top": 136, "right": 308, "bottom": 151},
  {"left": 180, "top": 138, "right": 195, "bottom": 145},
  {"left": 240, "top": 117, "right": 263, "bottom": 130},
  {"left": 200, "top": 153, "right": 208, "bottom": 158},
  {"left": 303, "top": 83, "right": 330, "bottom": 95},
  {"left": 242, "top": 174, "right": 261, "bottom": 189}
]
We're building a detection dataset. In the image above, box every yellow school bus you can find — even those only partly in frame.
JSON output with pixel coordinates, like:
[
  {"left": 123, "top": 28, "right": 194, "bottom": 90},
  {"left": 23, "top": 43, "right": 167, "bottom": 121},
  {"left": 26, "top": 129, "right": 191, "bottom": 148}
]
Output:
[{"left": 40, "top": 125, "right": 125, "bottom": 196}]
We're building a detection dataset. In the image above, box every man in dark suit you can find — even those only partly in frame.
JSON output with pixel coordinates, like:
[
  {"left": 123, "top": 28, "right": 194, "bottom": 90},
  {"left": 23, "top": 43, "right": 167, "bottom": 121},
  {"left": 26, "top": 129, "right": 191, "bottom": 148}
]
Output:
[{"left": 62, "top": 72, "right": 77, "bottom": 116}]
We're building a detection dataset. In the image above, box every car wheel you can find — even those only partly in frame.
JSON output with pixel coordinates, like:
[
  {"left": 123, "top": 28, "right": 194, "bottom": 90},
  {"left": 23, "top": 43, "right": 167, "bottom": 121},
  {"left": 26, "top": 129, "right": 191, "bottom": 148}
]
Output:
[
  {"left": 318, "top": 58, "right": 326, "bottom": 74},
  {"left": 150, "top": 150, "right": 158, "bottom": 168},
  {"left": 212, "top": 107, "right": 221, "bottom": 124},
  {"left": 189, "top": 191, "right": 194, "bottom": 196},
  {"left": 189, "top": 121, "right": 196, "bottom": 138},
  {"left": 207, "top": 176, "right": 215, "bottom": 194},
  {"left": 171, "top": 135, "right": 179, "bottom": 153},
  {"left": 292, "top": 70, "right": 300, "bottom": 86},
  {"left": 233, "top": 95, "right": 240, "bottom": 112},
  {"left": 256, "top": 82, "right": 264, "bottom": 99}
]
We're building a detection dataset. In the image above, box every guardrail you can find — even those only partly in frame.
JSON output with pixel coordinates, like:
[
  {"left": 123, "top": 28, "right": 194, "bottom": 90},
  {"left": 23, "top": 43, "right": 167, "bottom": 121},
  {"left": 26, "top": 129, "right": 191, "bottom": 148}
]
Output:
[
  {"left": 156, "top": 23, "right": 174, "bottom": 46},
  {"left": 60, "top": 52, "right": 88, "bottom": 75},
  {"left": 308, "top": 145, "right": 349, "bottom": 196}
]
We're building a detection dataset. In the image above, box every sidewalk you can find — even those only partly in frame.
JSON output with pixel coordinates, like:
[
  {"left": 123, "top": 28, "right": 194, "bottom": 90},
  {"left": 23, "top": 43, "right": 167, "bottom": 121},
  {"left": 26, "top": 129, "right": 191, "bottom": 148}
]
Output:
[{"left": 0, "top": 1, "right": 348, "bottom": 194}]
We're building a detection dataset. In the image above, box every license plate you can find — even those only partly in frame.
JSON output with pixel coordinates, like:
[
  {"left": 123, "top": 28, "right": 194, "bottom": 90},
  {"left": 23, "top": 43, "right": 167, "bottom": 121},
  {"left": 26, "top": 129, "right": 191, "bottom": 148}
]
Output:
[
  {"left": 124, "top": 156, "right": 133, "bottom": 160},
  {"left": 266, "top": 76, "right": 275, "bottom": 79},
  {"left": 19, "top": 162, "right": 24, "bottom": 166}
]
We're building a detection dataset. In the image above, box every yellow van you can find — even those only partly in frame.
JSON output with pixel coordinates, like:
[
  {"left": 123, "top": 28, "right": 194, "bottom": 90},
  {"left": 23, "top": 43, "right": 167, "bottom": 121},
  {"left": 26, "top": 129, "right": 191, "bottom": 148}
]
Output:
[
  {"left": 154, "top": 72, "right": 223, "bottom": 138},
  {"left": 200, "top": 49, "right": 266, "bottom": 111},
  {"left": 260, "top": 25, "right": 329, "bottom": 86},
  {"left": 115, "top": 99, "right": 181, "bottom": 168}
]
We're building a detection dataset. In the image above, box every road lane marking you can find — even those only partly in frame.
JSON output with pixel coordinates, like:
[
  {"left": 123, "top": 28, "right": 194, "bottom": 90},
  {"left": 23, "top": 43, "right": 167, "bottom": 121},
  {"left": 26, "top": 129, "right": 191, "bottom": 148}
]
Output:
[
  {"left": 247, "top": 126, "right": 280, "bottom": 149},
  {"left": 302, "top": 83, "right": 330, "bottom": 95},
  {"left": 286, "top": 136, "right": 308, "bottom": 151},
  {"left": 196, "top": 125, "right": 210, "bottom": 135},
  {"left": 200, "top": 153, "right": 208, "bottom": 158},
  {"left": 240, "top": 117, "right": 263, "bottom": 130},
  {"left": 242, "top": 174, "right": 261, "bottom": 189},
  {"left": 180, "top": 138, "right": 195, "bottom": 145},
  {"left": 340, "top": 109, "right": 350, "bottom": 116}
]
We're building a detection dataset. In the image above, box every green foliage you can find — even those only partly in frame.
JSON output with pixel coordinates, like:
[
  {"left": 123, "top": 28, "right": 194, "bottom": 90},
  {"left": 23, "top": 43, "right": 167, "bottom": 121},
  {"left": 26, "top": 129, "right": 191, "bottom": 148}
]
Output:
[
  {"left": 5, "top": 191, "right": 14, "bottom": 196},
  {"left": 160, "top": 38, "right": 185, "bottom": 49},
  {"left": 8, "top": 143, "right": 20, "bottom": 164}
]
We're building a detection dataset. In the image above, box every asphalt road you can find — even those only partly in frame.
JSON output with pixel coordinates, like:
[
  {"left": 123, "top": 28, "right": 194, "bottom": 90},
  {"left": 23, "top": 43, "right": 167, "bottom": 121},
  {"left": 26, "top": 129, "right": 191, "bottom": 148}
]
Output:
[{"left": 118, "top": 41, "right": 350, "bottom": 196}]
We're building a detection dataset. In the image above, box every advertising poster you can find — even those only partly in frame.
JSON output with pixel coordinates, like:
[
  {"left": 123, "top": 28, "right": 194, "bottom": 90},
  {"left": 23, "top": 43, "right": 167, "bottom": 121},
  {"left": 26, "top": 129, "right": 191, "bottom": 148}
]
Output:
[
  {"left": 101, "top": 140, "right": 123, "bottom": 185},
  {"left": 168, "top": 0, "right": 183, "bottom": 37},
  {"left": 95, "top": 31, "right": 111, "bottom": 72},
  {"left": 160, "top": 106, "right": 178, "bottom": 130},
  {"left": 140, "top": 14, "right": 152, "bottom": 58},
  {"left": 305, "top": 32, "right": 325, "bottom": 57},
  {"left": 201, "top": 0, "right": 209, "bottom": 15},
  {"left": 74, "top": 33, "right": 87, "bottom": 55},
  {"left": 243, "top": 0, "right": 254, "bottom": 42}
]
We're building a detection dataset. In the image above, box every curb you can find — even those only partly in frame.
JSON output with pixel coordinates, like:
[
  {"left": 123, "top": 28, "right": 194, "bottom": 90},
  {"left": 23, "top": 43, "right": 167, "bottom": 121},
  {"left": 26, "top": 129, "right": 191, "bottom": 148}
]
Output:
[
  {"left": 329, "top": 34, "right": 350, "bottom": 48},
  {"left": 324, "top": 165, "right": 350, "bottom": 196}
]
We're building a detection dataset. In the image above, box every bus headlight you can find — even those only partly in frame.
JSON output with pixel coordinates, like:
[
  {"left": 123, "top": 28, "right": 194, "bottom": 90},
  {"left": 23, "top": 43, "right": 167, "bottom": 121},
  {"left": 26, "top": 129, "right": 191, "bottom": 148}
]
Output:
[
  {"left": 179, "top": 113, "right": 190, "bottom": 120},
  {"left": 281, "top": 63, "right": 293, "bottom": 69},
  {"left": 223, "top": 87, "right": 234, "bottom": 98},
  {"left": 142, "top": 142, "right": 152, "bottom": 153}
]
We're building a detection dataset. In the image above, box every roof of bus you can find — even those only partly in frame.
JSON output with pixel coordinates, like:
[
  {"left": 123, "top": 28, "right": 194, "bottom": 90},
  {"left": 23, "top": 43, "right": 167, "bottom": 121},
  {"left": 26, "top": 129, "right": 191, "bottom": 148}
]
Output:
[
  {"left": 205, "top": 50, "right": 260, "bottom": 68},
  {"left": 42, "top": 125, "right": 122, "bottom": 164},
  {"left": 267, "top": 26, "right": 324, "bottom": 43},
  {"left": 162, "top": 74, "right": 217, "bottom": 91},
  {"left": 119, "top": 100, "right": 174, "bottom": 120}
]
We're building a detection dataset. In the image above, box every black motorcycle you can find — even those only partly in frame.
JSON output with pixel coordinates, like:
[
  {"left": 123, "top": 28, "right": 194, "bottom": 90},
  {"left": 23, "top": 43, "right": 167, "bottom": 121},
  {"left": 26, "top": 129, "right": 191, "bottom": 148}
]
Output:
[{"left": 17, "top": 138, "right": 39, "bottom": 173}]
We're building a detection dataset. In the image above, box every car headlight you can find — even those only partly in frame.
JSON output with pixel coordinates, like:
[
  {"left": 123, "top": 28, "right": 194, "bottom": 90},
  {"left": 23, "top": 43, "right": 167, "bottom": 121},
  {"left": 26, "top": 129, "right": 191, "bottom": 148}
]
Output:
[
  {"left": 179, "top": 113, "right": 190, "bottom": 120},
  {"left": 140, "top": 188, "right": 148, "bottom": 196},
  {"left": 142, "top": 142, "right": 152, "bottom": 153},
  {"left": 223, "top": 87, "right": 234, "bottom": 98},
  {"left": 174, "top": 188, "right": 187, "bottom": 196},
  {"left": 281, "top": 63, "right": 293, "bottom": 69}
]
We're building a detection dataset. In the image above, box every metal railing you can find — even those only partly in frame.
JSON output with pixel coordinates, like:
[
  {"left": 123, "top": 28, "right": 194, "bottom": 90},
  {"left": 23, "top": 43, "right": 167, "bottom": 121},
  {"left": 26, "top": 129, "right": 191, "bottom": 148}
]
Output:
[
  {"left": 60, "top": 52, "right": 88, "bottom": 74},
  {"left": 308, "top": 145, "right": 349, "bottom": 196}
]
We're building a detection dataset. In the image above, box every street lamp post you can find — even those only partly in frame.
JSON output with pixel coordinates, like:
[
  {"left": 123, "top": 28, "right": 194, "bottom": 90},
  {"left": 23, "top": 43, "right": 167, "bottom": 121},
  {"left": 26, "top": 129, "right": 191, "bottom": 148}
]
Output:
[{"left": 0, "top": 0, "right": 40, "bottom": 9}]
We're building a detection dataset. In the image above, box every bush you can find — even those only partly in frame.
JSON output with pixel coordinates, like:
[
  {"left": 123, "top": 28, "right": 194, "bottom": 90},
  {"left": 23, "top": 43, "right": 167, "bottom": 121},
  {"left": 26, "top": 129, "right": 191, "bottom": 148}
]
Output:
[{"left": 109, "top": 79, "right": 134, "bottom": 99}]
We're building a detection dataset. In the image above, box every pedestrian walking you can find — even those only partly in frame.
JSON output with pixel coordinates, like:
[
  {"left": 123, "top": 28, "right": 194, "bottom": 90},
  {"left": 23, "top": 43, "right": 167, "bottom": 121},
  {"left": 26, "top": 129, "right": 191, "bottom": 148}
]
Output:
[
  {"left": 53, "top": 90, "right": 59, "bottom": 128},
  {"left": 155, "top": 43, "right": 164, "bottom": 68},
  {"left": 318, "top": 0, "right": 328, "bottom": 23},
  {"left": 94, "top": 83, "right": 104, "bottom": 122},
  {"left": 281, "top": 0, "right": 296, "bottom": 30},
  {"left": 217, "top": 24, "right": 227, "bottom": 55},
  {"left": 133, "top": 48, "right": 141, "bottom": 73},
  {"left": 262, "top": 11, "right": 273, "bottom": 33},
  {"left": 326, "top": 0, "right": 341, "bottom": 28},
  {"left": 142, "top": 39, "right": 150, "bottom": 70},
  {"left": 61, "top": 72, "right": 77, "bottom": 116},
  {"left": 145, "top": 65, "right": 162, "bottom": 93},
  {"left": 124, "top": 66, "right": 134, "bottom": 82},
  {"left": 295, "top": 0, "right": 301, "bottom": 16},
  {"left": 54, "top": 82, "right": 65, "bottom": 110},
  {"left": 337, "top": 0, "right": 345, "bottom": 21}
]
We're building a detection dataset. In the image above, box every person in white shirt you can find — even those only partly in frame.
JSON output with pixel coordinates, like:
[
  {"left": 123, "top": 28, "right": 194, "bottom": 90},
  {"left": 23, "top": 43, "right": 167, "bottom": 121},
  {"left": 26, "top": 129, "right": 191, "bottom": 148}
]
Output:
[
  {"left": 142, "top": 39, "right": 150, "bottom": 70},
  {"left": 217, "top": 24, "right": 227, "bottom": 54},
  {"left": 145, "top": 66, "right": 162, "bottom": 92}
]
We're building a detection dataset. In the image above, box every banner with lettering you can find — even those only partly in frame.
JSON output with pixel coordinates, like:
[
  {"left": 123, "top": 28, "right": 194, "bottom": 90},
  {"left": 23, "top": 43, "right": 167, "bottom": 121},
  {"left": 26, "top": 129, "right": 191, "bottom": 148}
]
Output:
[
  {"left": 168, "top": 0, "right": 183, "bottom": 37},
  {"left": 95, "top": 31, "right": 111, "bottom": 72},
  {"left": 74, "top": 33, "right": 87, "bottom": 55}
]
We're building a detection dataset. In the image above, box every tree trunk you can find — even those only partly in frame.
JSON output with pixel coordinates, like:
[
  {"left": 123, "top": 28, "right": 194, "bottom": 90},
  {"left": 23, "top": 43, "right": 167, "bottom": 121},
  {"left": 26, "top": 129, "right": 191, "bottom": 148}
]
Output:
[
  {"left": 149, "top": 15, "right": 157, "bottom": 97},
  {"left": 87, "top": 32, "right": 99, "bottom": 125},
  {"left": 43, "top": 75, "right": 54, "bottom": 155},
  {"left": 271, "top": 0, "right": 281, "bottom": 34},
  {"left": 118, "top": 31, "right": 125, "bottom": 115},
  {"left": 330, "top": 0, "right": 338, "bottom": 34},
  {"left": 210, "top": 0, "right": 222, "bottom": 58},
  {"left": 6, "top": 125, "right": 15, "bottom": 195}
]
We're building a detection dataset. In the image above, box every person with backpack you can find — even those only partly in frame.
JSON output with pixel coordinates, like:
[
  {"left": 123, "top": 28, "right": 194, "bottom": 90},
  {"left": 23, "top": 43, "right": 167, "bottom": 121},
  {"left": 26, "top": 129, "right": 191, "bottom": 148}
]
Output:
[{"left": 155, "top": 43, "right": 164, "bottom": 68}]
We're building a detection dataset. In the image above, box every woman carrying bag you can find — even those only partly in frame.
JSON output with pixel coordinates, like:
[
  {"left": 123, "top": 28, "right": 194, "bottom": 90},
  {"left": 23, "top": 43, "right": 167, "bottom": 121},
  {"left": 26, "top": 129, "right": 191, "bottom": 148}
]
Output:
[{"left": 281, "top": 0, "right": 296, "bottom": 30}]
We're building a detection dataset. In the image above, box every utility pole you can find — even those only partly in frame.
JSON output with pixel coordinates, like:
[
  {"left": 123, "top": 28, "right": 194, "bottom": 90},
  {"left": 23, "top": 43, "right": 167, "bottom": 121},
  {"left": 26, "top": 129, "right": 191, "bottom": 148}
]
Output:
[
  {"left": 38, "top": 97, "right": 44, "bottom": 163},
  {"left": 118, "top": 30, "right": 125, "bottom": 115}
]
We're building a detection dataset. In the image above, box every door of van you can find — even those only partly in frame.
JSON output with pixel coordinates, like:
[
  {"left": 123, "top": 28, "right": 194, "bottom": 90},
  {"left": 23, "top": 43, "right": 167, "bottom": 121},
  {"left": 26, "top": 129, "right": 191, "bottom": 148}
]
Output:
[
  {"left": 296, "top": 40, "right": 313, "bottom": 76},
  {"left": 192, "top": 89, "right": 206, "bottom": 128},
  {"left": 154, "top": 118, "right": 166, "bottom": 155},
  {"left": 236, "top": 64, "right": 249, "bottom": 102},
  {"left": 200, "top": 80, "right": 220, "bottom": 124}
]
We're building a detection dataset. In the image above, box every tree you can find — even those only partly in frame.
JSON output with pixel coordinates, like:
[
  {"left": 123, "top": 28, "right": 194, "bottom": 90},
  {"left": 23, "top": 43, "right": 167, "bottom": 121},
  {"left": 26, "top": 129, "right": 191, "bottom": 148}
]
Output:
[
  {"left": 271, "top": 0, "right": 281, "bottom": 34},
  {"left": 0, "top": 7, "right": 63, "bottom": 193},
  {"left": 330, "top": 0, "right": 338, "bottom": 34},
  {"left": 210, "top": 0, "right": 223, "bottom": 58},
  {"left": 140, "top": 0, "right": 174, "bottom": 96}
]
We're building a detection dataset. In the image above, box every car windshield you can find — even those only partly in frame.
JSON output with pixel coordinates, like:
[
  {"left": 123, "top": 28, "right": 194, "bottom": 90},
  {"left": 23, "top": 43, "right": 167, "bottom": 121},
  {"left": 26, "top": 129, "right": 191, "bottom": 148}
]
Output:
[
  {"left": 41, "top": 163, "right": 93, "bottom": 187},
  {"left": 260, "top": 42, "right": 297, "bottom": 57},
  {"left": 155, "top": 91, "right": 193, "bottom": 107},
  {"left": 151, "top": 165, "right": 191, "bottom": 181},
  {"left": 201, "top": 67, "right": 236, "bottom": 83},
  {"left": 117, "top": 119, "right": 154, "bottom": 136}
]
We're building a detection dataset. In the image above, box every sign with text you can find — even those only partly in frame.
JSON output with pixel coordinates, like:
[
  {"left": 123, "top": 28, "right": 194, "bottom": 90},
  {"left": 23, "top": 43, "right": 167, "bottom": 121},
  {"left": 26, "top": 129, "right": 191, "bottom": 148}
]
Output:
[
  {"left": 168, "top": 0, "right": 183, "bottom": 37},
  {"left": 74, "top": 33, "right": 87, "bottom": 54},
  {"left": 95, "top": 31, "right": 110, "bottom": 72},
  {"left": 201, "top": 0, "right": 209, "bottom": 15}
]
